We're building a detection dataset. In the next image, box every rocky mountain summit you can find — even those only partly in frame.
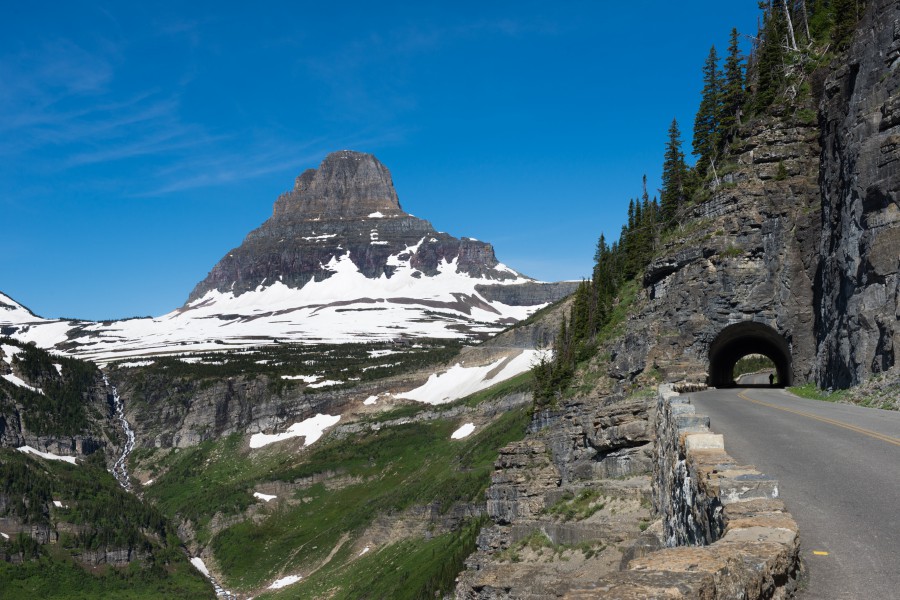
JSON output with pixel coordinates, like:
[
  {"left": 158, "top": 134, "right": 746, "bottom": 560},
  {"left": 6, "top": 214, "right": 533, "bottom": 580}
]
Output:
[
  {"left": 189, "top": 151, "right": 523, "bottom": 301},
  {"left": 1, "top": 151, "right": 576, "bottom": 361}
]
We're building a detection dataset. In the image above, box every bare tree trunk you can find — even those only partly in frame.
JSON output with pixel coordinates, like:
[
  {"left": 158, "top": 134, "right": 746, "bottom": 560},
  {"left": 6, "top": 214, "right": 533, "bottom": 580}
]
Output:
[
  {"left": 783, "top": 0, "right": 799, "bottom": 50},
  {"left": 710, "top": 154, "right": 721, "bottom": 188},
  {"left": 800, "top": 0, "right": 811, "bottom": 41}
]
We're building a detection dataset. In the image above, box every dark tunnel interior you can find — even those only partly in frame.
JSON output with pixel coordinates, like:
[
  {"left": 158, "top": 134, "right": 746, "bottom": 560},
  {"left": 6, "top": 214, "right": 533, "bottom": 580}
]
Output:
[{"left": 708, "top": 321, "right": 793, "bottom": 387}]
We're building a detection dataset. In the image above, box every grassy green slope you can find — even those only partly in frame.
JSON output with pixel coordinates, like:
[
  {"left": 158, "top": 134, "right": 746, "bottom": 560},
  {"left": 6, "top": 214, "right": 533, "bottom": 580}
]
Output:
[{"left": 139, "top": 378, "right": 532, "bottom": 597}]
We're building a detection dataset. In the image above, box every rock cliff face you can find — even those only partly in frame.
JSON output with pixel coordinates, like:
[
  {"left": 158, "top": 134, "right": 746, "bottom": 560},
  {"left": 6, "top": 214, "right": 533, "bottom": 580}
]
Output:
[
  {"left": 456, "top": 387, "right": 658, "bottom": 599},
  {"left": 816, "top": 0, "right": 900, "bottom": 387},
  {"left": 597, "top": 0, "right": 899, "bottom": 390},
  {"left": 619, "top": 108, "right": 823, "bottom": 386},
  {"left": 0, "top": 341, "right": 118, "bottom": 461},
  {"left": 109, "top": 368, "right": 391, "bottom": 449}
]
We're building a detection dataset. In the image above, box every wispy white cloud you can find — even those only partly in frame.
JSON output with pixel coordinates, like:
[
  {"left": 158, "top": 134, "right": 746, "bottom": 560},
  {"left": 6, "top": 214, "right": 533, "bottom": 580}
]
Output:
[
  {"left": 0, "top": 40, "right": 171, "bottom": 155},
  {"left": 138, "top": 127, "right": 409, "bottom": 196},
  {"left": 0, "top": 30, "right": 378, "bottom": 198}
]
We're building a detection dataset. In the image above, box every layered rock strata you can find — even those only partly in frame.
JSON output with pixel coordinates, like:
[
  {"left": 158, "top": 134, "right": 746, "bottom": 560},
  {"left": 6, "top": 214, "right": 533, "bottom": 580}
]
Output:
[
  {"left": 624, "top": 109, "right": 823, "bottom": 386},
  {"left": 456, "top": 388, "right": 659, "bottom": 599}
]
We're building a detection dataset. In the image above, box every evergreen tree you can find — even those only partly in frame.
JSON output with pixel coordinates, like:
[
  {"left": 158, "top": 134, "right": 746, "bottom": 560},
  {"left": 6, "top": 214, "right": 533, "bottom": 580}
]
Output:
[
  {"left": 660, "top": 118, "right": 688, "bottom": 227},
  {"left": 752, "top": 2, "right": 787, "bottom": 114},
  {"left": 692, "top": 45, "right": 723, "bottom": 175},
  {"left": 624, "top": 198, "right": 642, "bottom": 279},
  {"left": 593, "top": 233, "right": 608, "bottom": 266},
  {"left": 807, "top": 0, "right": 835, "bottom": 42},
  {"left": 720, "top": 28, "right": 745, "bottom": 143},
  {"left": 832, "top": 0, "right": 862, "bottom": 49},
  {"left": 639, "top": 175, "right": 660, "bottom": 259}
]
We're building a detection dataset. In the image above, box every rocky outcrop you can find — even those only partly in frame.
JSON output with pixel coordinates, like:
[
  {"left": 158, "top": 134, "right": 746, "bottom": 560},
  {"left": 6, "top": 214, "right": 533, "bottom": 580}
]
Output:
[
  {"left": 561, "top": 385, "right": 801, "bottom": 599},
  {"left": 76, "top": 547, "right": 146, "bottom": 567},
  {"left": 275, "top": 150, "right": 402, "bottom": 220},
  {"left": 475, "top": 282, "right": 579, "bottom": 308},
  {"left": 455, "top": 388, "right": 658, "bottom": 599},
  {"left": 480, "top": 295, "right": 574, "bottom": 351},
  {"left": 816, "top": 0, "right": 900, "bottom": 388}
]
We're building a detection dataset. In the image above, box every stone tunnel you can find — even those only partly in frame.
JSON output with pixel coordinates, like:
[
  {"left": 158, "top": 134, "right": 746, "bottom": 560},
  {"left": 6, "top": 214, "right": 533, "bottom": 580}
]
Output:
[{"left": 708, "top": 322, "right": 793, "bottom": 387}]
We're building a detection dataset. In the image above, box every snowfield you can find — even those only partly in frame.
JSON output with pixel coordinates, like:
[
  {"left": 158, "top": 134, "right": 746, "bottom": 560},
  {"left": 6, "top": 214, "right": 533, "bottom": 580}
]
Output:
[
  {"left": 0, "top": 245, "right": 550, "bottom": 362},
  {"left": 269, "top": 574, "right": 302, "bottom": 589}
]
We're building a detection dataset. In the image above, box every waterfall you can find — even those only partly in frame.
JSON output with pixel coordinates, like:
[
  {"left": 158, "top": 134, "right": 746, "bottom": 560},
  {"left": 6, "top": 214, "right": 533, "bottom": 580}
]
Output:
[{"left": 105, "top": 375, "right": 135, "bottom": 491}]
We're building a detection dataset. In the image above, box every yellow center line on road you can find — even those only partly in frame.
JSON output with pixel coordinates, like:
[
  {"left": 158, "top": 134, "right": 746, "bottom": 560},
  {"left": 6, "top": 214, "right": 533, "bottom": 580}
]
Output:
[{"left": 736, "top": 391, "right": 900, "bottom": 448}]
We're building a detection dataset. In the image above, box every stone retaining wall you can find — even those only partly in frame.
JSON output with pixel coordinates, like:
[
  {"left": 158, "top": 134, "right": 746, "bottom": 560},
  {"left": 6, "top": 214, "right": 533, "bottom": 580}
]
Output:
[{"left": 565, "top": 385, "right": 801, "bottom": 598}]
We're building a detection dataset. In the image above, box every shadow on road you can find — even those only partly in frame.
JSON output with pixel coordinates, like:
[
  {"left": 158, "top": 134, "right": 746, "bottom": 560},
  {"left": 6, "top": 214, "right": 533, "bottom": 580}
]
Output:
[{"left": 720, "top": 383, "right": 784, "bottom": 389}]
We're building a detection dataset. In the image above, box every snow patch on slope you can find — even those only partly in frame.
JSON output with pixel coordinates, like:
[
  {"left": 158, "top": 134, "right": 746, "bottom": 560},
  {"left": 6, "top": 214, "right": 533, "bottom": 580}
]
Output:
[
  {"left": 397, "top": 348, "right": 547, "bottom": 405},
  {"left": 2, "top": 373, "right": 43, "bottom": 394},
  {"left": 269, "top": 574, "right": 302, "bottom": 589},
  {"left": 451, "top": 423, "right": 476, "bottom": 439},
  {"left": 1, "top": 344, "right": 23, "bottom": 361},
  {"left": 17, "top": 446, "right": 77, "bottom": 465},
  {"left": 249, "top": 413, "right": 341, "bottom": 448},
  {"left": 190, "top": 557, "right": 211, "bottom": 577}
]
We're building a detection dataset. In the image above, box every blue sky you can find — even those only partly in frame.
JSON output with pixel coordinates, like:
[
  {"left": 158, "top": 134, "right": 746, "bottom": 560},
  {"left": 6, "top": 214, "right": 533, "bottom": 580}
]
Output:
[{"left": 1, "top": 1, "right": 761, "bottom": 320}]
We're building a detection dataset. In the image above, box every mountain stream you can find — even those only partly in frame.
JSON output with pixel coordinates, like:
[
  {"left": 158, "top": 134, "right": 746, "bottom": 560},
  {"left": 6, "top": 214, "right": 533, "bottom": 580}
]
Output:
[{"left": 105, "top": 376, "right": 135, "bottom": 491}]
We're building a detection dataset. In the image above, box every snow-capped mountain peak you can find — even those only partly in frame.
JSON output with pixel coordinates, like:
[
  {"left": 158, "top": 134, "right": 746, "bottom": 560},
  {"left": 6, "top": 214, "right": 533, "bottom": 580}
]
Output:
[{"left": 1, "top": 151, "right": 577, "bottom": 362}]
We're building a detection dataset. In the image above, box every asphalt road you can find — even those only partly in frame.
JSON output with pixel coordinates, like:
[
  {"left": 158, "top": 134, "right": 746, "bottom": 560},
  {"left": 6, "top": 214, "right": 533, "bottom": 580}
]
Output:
[
  {"left": 735, "top": 372, "right": 775, "bottom": 386},
  {"left": 688, "top": 387, "right": 900, "bottom": 599}
]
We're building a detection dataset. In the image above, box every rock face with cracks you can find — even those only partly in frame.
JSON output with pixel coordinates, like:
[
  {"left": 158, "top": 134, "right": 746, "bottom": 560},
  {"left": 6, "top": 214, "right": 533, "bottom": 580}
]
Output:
[
  {"left": 623, "top": 108, "right": 823, "bottom": 387},
  {"left": 816, "top": 0, "right": 900, "bottom": 388}
]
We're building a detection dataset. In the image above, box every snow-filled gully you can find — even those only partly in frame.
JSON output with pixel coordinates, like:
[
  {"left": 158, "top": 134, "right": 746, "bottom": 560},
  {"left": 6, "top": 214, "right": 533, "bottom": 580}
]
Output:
[{"left": 105, "top": 376, "right": 135, "bottom": 492}]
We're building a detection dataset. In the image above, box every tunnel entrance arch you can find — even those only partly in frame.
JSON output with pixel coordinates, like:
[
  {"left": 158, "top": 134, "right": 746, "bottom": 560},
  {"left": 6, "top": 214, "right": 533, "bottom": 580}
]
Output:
[{"left": 708, "top": 322, "right": 792, "bottom": 387}]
